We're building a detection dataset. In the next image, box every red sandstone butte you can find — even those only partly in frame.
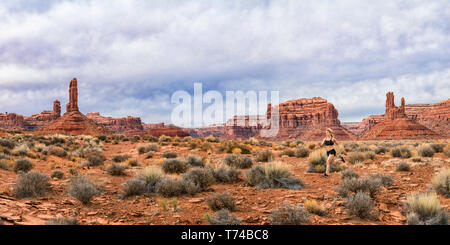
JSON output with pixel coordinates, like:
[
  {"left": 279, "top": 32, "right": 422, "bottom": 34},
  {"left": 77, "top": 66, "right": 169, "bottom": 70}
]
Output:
[
  {"left": 264, "top": 97, "right": 355, "bottom": 140},
  {"left": 143, "top": 123, "right": 189, "bottom": 137},
  {"left": 360, "top": 92, "right": 439, "bottom": 140},
  {"left": 39, "top": 78, "right": 108, "bottom": 135},
  {"left": 86, "top": 112, "right": 145, "bottom": 136}
]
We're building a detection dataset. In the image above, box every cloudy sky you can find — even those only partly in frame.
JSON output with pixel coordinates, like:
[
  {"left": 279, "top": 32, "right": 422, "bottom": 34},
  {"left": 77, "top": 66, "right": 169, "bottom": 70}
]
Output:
[{"left": 0, "top": 0, "right": 449, "bottom": 126}]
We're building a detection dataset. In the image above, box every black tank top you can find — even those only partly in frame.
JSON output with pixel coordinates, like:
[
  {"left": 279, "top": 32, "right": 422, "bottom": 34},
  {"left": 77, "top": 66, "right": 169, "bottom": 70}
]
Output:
[{"left": 324, "top": 138, "right": 334, "bottom": 146}]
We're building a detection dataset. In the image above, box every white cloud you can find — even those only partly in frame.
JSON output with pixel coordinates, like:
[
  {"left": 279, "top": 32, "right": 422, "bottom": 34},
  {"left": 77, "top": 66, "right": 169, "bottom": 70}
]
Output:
[{"left": 0, "top": 0, "right": 449, "bottom": 124}]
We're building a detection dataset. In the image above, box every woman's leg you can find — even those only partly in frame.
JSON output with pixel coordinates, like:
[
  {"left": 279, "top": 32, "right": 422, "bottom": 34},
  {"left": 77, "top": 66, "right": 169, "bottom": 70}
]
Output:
[{"left": 326, "top": 154, "right": 334, "bottom": 175}]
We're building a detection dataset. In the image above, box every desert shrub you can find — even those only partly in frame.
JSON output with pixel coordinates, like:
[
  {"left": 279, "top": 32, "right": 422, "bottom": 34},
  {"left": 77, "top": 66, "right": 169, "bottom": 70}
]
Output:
[
  {"left": 295, "top": 146, "right": 310, "bottom": 158},
  {"left": 14, "top": 158, "right": 33, "bottom": 173},
  {"left": 213, "top": 165, "right": 240, "bottom": 183},
  {"left": 364, "top": 151, "right": 376, "bottom": 160},
  {"left": 185, "top": 155, "right": 204, "bottom": 167},
  {"left": 255, "top": 150, "right": 274, "bottom": 162},
  {"left": 340, "top": 168, "right": 359, "bottom": 180},
  {"left": 127, "top": 158, "right": 139, "bottom": 167},
  {"left": 223, "top": 154, "right": 253, "bottom": 169},
  {"left": 122, "top": 179, "right": 146, "bottom": 198},
  {"left": 12, "top": 144, "right": 30, "bottom": 156},
  {"left": 375, "top": 146, "right": 389, "bottom": 154},
  {"left": 0, "top": 153, "right": 10, "bottom": 160},
  {"left": 368, "top": 173, "right": 394, "bottom": 186},
  {"left": 162, "top": 152, "right": 178, "bottom": 159},
  {"left": 391, "top": 147, "right": 412, "bottom": 158},
  {"left": 106, "top": 163, "right": 126, "bottom": 176},
  {"left": 345, "top": 191, "right": 374, "bottom": 219},
  {"left": 206, "top": 192, "right": 236, "bottom": 211},
  {"left": 162, "top": 158, "right": 188, "bottom": 174},
  {"left": 304, "top": 200, "right": 326, "bottom": 216},
  {"left": 48, "top": 146, "right": 67, "bottom": 157},
  {"left": 205, "top": 135, "right": 220, "bottom": 143},
  {"left": 306, "top": 142, "right": 316, "bottom": 150},
  {"left": 430, "top": 143, "right": 446, "bottom": 153},
  {"left": 335, "top": 177, "right": 381, "bottom": 198},
  {"left": 137, "top": 144, "right": 159, "bottom": 154},
  {"left": 13, "top": 171, "right": 50, "bottom": 198},
  {"left": 396, "top": 162, "right": 411, "bottom": 172},
  {"left": 246, "top": 162, "right": 304, "bottom": 190},
  {"left": 182, "top": 179, "right": 202, "bottom": 196},
  {"left": 47, "top": 217, "right": 78, "bottom": 225},
  {"left": 87, "top": 153, "right": 106, "bottom": 166},
  {"left": 348, "top": 152, "right": 365, "bottom": 164},
  {"left": 51, "top": 170, "right": 64, "bottom": 179},
  {"left": 207, "top": 209, "right": 242, "bottom": 225},
  {"left": 146, "top": 136, "right": 158, "bottom": 142},
  {"left": 417, "top": 144, "right": 435, "bottom": 157},
  {"left": 182, "top": 167, "right": 215, "bottom": 191},
  {"left": 158, "top": 135, "right": 172, "bottom": 143},
  {"left": 0, "top": 159, "right": 10, "bottom": 170},
  {"left": 95, "top": 135, "right": 107, "bottom": 141},
  {"left": 0, "top": 138, "right": 15, "bottom": 149},
  {"left": 431, "top": 168, "right": 450, "bottom": 197},
  {"left": 406, "top": 192, "right": 448, "bottom": 225},
  {"left": 69, "top": 176, "right": 100, "bottom": 204},
  {"left": 270, "top": 201, "right": 310, "bottom": 225},
  {"left": 307, "top": 150, "right": 340, "bottom": 173},
  {"left": 218, "top": 141, "right": 251, "bottom": 154},
  {"left": 112, "top": 154, "right": 131, "bottom": 163},
  {"left": 145, "top": 151, "right": 155, "bottom": 159},
  {"left": 155, "top": 177, "right": 186, "bottom": 197},
  {"left": 136, "top": 165, "right": 163, "bottom": 193},
  {"left": 280, "top": 148, "right": 295, "bottom": 157}
]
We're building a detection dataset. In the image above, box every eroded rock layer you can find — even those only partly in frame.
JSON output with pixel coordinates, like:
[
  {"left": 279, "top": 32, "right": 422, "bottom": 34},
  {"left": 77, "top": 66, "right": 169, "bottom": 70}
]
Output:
[{"left": 86, "top": 112, "right": 144, "bottom": 136}]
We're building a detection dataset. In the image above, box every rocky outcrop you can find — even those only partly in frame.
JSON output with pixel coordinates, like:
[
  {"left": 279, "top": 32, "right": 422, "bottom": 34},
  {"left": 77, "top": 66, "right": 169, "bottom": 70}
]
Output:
[
  {"left": 360, "top": 92, "right": 439, "bottom": 140},
  {"left": 405, "top": 99, "right": 450, "bottom": 137},
  {"left": 143, "top": 123, "right": 189, "bottom": 137},
  {"left": 187, "top": 125, "right": 226, "bottom": 138},
  {"left": 263, "top": 98, "right": 356, "bottom": 140},
  {"left": 39, "top": 78, "right": 108, "bottom": 135},
  {"left": 86, "top": 112, "right": 144, "bottom": 136},
  {"left": 0, "top": 100, "right": 62, "bottom": 131}
]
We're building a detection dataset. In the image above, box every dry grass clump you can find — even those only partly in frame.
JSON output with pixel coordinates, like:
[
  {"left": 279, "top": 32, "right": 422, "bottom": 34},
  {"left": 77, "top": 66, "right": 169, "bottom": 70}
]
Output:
[
  {"left": 406, "top": 192, "right": 448, "bottom": 225},
  {"left": 307, "top": 150, "right": 340, "bottom": 173},
  {"left": 375, "top": 146, "right": 389, "bottom": 154},
  {"left": 294, "top": 146, "right": 310, "bottom": 158},
  {"left": 206, "top": 209, "right": 242, "bottom": 225},
  {"left": 162, "top": 151, "right": 178, "bottom": 159},
  {"left": 348, "top": 152, "right": 366, "bottom": 164},
  {"left": 344, "top": 191, "right": 375, "bottom": 219},
  {"left": 218, "top": 140, "right": 251, "bottom": 154},
  {"left": 12, "top": 144, "right": 31, "bottom": 156},
  {"left": 255, "top": 150, "right": 274, "bottom": 162},
  {"left": 162, "top": 158, "right": 188, "bottom": 174},
  {"left": 213, "top": 165, "right": 240, "bottom": 183},
  {"left": 158, "top": 135, "right": 172, "bottom": 143},
  {"left": 0, "top": 159, "right": 10, "bottom": 170},
  {"left": 270, "top": 201, "right": 310, "bottom": 225},
  {"left": 69, "top": 176, "right": 100, "bottom": 204},
  {"left": 417, "top": 144, "right": 435, "bottom": 157},
  {"left": 182, "top": 167, "right": 215, "bottom": 191},
  {"left": 13, "top": 171, "right": 50, "bottom": 198},
  {"left": 137, "top": 143, "right": 159, "bottom": 154},
  {"left": 14, "top": 158, "right": 33, "bottom": 173},
  {"left": 112, "top": 154, "right": 131, "bottom": 163},
  {"left": 51, "top": 170, "right": 64, "bottom": 179},
  {"left": 48, "top": 146, "right": 67, "bottom": 158},
  {"left": 430, "top": 143, "right": 446, "bottom": 153},
  {"left": 136, "top": 165, "right": 163, "bottom": 193},
  {"left": 340, "top": 168, "right": 359, "bottom": 180},
  {"left": 122, "top": 179, "right": 147, "bottom": 198},
  {"left": 368, "top": 173, "right": 394, "bottom": 186},
  {"left": 280, "top": 148, "right": 295, "bottom": 157},
  {"left": 246, "top": 162, "right": 304, "bottom": 190},
  {"left": 106, "top": 163, "right": 127, "bottom": 176},
  {"left": 431, "top": 168, "right": 450, "bottom": 197},
  {"left": 185, "top": 155, "right": 205, "bottom": 167},
  {"left": 223, "top": 154, "right": 253, "bottom": 169},
  {"left": 47, "top": 216, "right": 78, "bottom": 225},
  {"left": 206, "top": 192, "right": 236, "bottom": 211},
  {"left": 87, "top": 153, "right": 106, "bottom": 166},
  {"left": 391, "top": 147, "right": 412, "bottom": 158},
  {"left": 396, "top": 162, "right": 411, "bottom": 172},
  {"left": 155, "top": 176, "right": 187, "bottom": 197},
  {"left": 304, "top": 200, "right": 326, "bottom": 216},
  {"left": 335, "top": 176, "right": 381, "bottom": 198}
]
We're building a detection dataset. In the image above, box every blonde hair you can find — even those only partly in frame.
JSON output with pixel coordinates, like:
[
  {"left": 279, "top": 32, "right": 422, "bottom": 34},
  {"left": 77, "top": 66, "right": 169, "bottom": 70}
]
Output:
[{"left": 326, "top": 128, "right": 334, "bottom": 138}]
